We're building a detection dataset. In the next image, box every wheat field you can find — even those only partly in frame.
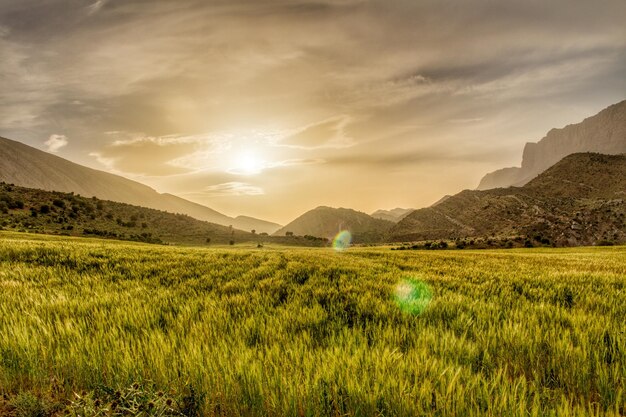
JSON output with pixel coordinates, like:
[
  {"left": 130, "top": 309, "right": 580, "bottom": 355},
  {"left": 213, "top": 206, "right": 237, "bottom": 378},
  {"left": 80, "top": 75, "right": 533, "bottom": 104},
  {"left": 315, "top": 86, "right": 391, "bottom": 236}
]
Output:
[{"left": 0, "top": 231, "right": 624, "bottom": 416}]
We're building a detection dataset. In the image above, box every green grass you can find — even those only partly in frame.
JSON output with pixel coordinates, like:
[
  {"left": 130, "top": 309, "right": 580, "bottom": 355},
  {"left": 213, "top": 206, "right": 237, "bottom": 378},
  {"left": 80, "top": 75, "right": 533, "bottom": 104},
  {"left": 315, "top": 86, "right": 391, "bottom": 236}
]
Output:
[{"left": 0, "top": 231, "right": 624, "bottom": 416}]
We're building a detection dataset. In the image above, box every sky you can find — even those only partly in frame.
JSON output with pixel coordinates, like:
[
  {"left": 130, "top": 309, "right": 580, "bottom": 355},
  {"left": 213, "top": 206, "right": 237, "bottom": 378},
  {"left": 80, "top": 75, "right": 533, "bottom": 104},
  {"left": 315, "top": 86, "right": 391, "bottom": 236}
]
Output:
[{"left": 1, "top": 0, "right": 625, "bottom": 224}]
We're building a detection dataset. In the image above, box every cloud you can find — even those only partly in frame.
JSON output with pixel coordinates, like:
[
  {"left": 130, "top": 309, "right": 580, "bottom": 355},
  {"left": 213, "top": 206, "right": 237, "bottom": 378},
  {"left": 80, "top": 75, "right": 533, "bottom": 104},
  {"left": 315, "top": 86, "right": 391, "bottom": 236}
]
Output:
[
  {"left": 279, "top": 116, "right": 354, "bottom": 149},
  {"left": 87, "top": 0, "right": 107, "bottom": 16},
  {"left": 199, "top": 182, "right": 264, "bottom": 197},
  {"left": 449, "top": 118, "right": 484, "bottom": 124},
  {"left": 90, "top": 134, "right": 209, "bottom": 176},
  {"left": 44, "top": 134, "right": 68, "bottom": 152},
  {"left": 1, "top": 0, "right": 625, "bottom": 222},
  {"left": 267, "top": 158, "right": 325, "bottom": 168},
  {"left": 325, "top": 145, "right": 518, "bottom": 168}
]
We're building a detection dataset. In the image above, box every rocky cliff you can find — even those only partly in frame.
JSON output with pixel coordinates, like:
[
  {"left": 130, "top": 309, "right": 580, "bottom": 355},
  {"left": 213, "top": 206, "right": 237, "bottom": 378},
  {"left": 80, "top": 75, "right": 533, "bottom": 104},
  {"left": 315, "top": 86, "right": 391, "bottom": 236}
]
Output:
[{"left": 477, "top": 100, "right": 626, "bottom": 190}]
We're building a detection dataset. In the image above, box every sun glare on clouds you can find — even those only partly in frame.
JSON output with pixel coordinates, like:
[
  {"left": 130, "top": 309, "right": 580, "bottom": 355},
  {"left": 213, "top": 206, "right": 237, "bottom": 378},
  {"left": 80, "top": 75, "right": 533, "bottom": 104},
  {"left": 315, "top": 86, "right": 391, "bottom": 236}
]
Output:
[{"left": 226, "top": 145, "right": 268, "bottom": 176}]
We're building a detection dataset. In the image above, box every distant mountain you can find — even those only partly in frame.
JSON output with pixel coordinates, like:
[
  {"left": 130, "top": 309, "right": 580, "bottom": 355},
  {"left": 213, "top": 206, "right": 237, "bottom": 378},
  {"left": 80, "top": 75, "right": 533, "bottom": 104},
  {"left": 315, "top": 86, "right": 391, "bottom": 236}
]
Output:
[
  {"left": 232, "top": 215, "right": 282, "bottom": 234},
  {"left": 371, "top": 208, "right": 414, "bottom": 222},
  {"left": 0, "top": 136, "right": 281, "bottom": 233},
  {"left": 391, "top": 153, "right": 626, "bottom": 246},
  {"left": 478, "top": 100, "right": 626, "bottom": 190},
  {"left": 274, "top": 206, "right": 394, "bottom": 243}
]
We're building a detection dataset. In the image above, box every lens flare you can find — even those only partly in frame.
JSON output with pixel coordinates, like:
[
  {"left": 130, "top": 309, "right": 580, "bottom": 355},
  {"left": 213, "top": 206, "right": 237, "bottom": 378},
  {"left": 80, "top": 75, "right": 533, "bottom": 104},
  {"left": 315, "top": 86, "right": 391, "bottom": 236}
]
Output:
[
  {"left": 332, "top": 230, "right": 352, "bottom": 252},
  {"left": 394, "top": 278, "right": 432, "bottom": 315}
]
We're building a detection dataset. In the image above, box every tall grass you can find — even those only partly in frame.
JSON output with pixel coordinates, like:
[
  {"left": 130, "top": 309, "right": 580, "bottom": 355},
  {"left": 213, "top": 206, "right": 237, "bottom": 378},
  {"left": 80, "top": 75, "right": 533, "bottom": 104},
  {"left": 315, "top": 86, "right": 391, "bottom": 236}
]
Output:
[{"left": 0, "top": 231, "right": 624, "bottom": 416}]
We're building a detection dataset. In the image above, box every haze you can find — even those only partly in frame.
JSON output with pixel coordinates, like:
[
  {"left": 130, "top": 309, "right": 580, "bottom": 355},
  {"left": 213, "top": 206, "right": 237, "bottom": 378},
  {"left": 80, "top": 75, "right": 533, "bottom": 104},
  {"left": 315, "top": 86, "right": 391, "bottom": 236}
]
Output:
[{"left": 1, "top": 0, "right": 625, "bottom": 224}]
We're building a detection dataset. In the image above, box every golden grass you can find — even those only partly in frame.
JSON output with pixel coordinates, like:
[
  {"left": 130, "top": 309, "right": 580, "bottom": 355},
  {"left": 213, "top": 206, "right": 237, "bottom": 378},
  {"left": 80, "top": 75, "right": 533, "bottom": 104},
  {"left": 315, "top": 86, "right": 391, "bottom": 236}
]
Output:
[{"left": 0, "top": 231, "right": 624, "bottom": 416}]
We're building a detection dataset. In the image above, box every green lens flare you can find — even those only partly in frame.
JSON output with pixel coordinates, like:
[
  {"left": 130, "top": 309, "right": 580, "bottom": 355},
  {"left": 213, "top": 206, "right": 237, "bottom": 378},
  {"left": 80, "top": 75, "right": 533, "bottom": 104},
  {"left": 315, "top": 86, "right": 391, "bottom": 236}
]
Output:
[
  {"left": 394, "top": 278, "right": 432, "bottom": 315},
  {"left": 332, "top": 230, "right": 352, "bottom": 252}
]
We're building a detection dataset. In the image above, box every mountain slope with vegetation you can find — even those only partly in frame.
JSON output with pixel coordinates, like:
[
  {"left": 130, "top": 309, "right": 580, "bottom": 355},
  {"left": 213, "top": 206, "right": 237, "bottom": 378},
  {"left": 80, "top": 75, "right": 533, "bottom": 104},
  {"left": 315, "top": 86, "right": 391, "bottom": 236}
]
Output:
[
  {"left": 0, "top": 182, "right": 254, "bottom": 245},
  {"left": 0, "top": 136, "right": 281, "bottom": 233},
  {"left": 391, "top": 153, "right": 626, "bottom": 246},
  {"left": 478, "top": 100, "right": 626, "bottom": 189},
  {"left": 274, "top": 206, "right": 394, "bottom": 243}
]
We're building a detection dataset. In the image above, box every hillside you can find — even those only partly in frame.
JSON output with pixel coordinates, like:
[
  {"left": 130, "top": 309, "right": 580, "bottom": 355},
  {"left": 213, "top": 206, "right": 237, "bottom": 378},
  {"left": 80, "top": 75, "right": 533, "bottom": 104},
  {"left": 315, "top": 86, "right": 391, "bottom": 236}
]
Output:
[
  {"left": 274, "top": 206, "right": 394, "bottom": 243},
  {"left": 478, "top": 100, "right": 626, "bottom": 189},
  {"left": 0, "top": 136, "right": 281, "bottom": 233},
  {"left": 232, "top": 215, "right": 283, "bottom": 234},
  {"left": 371, "top": 208, "right": 414, "bottom": 222},
  {"left": 391, "top": 153, "right": 626, "bottom": 246},
  {"left": 0, "top": 182, "right": 254, "bottom": 245}
]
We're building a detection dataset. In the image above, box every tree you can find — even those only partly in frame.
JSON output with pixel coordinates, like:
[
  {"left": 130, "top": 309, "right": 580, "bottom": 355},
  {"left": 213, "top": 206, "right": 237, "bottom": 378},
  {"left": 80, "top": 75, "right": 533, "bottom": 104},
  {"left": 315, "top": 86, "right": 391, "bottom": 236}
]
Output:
[
  {"left": 251, "top": 229, "right": 256, "bottom": 235},
  {"left": 286, "top": 231, "right": 294, "bottom": 237}
]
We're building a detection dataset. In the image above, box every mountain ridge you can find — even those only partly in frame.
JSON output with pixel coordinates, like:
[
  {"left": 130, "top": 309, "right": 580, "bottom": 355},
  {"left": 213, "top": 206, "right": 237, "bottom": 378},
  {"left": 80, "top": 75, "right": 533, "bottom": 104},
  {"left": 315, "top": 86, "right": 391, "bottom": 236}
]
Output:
[
  {"left": 370, "top": 208, "right": 414, "bottom": 222},
  {"left": 392, "top": 152, "right": 626, "bottom": 246},
  {"left": 478, "top": 100, "right": 626, "bottom": 190},
  {"left": 274, "top": 206, "right": 394, "bottom": 243},
  {"left": 0, "top": 136, "right": 281, "bottom": 233}
]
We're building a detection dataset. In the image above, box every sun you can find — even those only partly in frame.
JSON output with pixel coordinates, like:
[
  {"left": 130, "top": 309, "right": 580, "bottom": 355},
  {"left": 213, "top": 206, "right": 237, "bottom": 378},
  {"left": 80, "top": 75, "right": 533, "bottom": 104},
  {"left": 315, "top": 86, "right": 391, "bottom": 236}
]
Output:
[{"left": 230, "top": 151, "right": 264, "bottom": 175}]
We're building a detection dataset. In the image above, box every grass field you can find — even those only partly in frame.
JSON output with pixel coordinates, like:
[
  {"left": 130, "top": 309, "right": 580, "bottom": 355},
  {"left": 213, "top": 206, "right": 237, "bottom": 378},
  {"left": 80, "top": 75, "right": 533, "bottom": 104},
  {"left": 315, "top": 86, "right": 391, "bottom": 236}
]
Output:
[{"left": 0, "top": 231, "right": 624, "bottom": 416}]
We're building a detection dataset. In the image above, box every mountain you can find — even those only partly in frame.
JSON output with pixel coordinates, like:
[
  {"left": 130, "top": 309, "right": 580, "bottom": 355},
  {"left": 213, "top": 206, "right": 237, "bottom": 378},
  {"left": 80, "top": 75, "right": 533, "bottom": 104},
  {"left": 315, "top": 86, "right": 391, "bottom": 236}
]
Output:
[
  {"left": 0, "top": 136, "right": 281, "bottom": 233},
  {"left": 274, "top": 206, "right": 394, "bottom": 243},
  {"left": 430, "top": 195, "right": 451, "bottom": 207},
  {"left": 391, "top": 153, "right": 626, "bottom": 246},
  {"left": 478, "top": 100, "right": 626, "bottom": 190},
  {"left": 371, "top": 208, "right": 414, "bottom": 222},
  {"left": 232, "top": 215, "right": 282, "bottom": 234},
  {"left": 0, "top": 182, "right": 250, "bottom": 245}
]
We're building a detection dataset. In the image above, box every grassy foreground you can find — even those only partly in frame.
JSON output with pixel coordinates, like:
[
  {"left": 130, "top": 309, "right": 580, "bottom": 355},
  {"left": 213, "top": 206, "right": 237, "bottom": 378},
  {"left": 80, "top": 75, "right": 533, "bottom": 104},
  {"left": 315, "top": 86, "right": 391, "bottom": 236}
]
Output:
[{"left": 0, "top": 231, "right": 624, "bottom": 416}]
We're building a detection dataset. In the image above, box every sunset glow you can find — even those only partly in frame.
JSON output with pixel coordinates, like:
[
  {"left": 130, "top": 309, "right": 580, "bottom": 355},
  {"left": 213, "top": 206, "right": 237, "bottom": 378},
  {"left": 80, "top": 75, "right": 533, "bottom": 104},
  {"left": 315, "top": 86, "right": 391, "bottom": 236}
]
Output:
[
  {"left": 229, "top": 151, "right": 265, "bottom": 176},
  {"left": 0, "top": 1, "right": 624, "bottom": 224}
]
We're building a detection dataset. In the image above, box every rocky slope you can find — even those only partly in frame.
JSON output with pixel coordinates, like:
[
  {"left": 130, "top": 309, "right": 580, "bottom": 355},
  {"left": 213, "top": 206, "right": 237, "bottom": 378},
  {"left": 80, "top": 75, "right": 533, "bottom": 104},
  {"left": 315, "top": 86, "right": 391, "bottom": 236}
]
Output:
[
  {"left": 274, "top": 206, "right": 394, "bottom": 243},
  {"left": 478, "top": 100, "right": 626, "bottom": 190},
  {"left": 0, "top": 136, "right": 281, "bottom": 233},
  {"left": 392, "top": 153, "right": 626, "bottom": 246}
]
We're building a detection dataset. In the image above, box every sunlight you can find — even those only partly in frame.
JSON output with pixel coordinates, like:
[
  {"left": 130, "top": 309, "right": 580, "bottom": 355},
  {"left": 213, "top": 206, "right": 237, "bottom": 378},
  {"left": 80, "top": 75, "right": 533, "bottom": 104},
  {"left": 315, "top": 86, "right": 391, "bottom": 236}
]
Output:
[{"left": 230, "top": 151, "right": 264, "bottom": 175}]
